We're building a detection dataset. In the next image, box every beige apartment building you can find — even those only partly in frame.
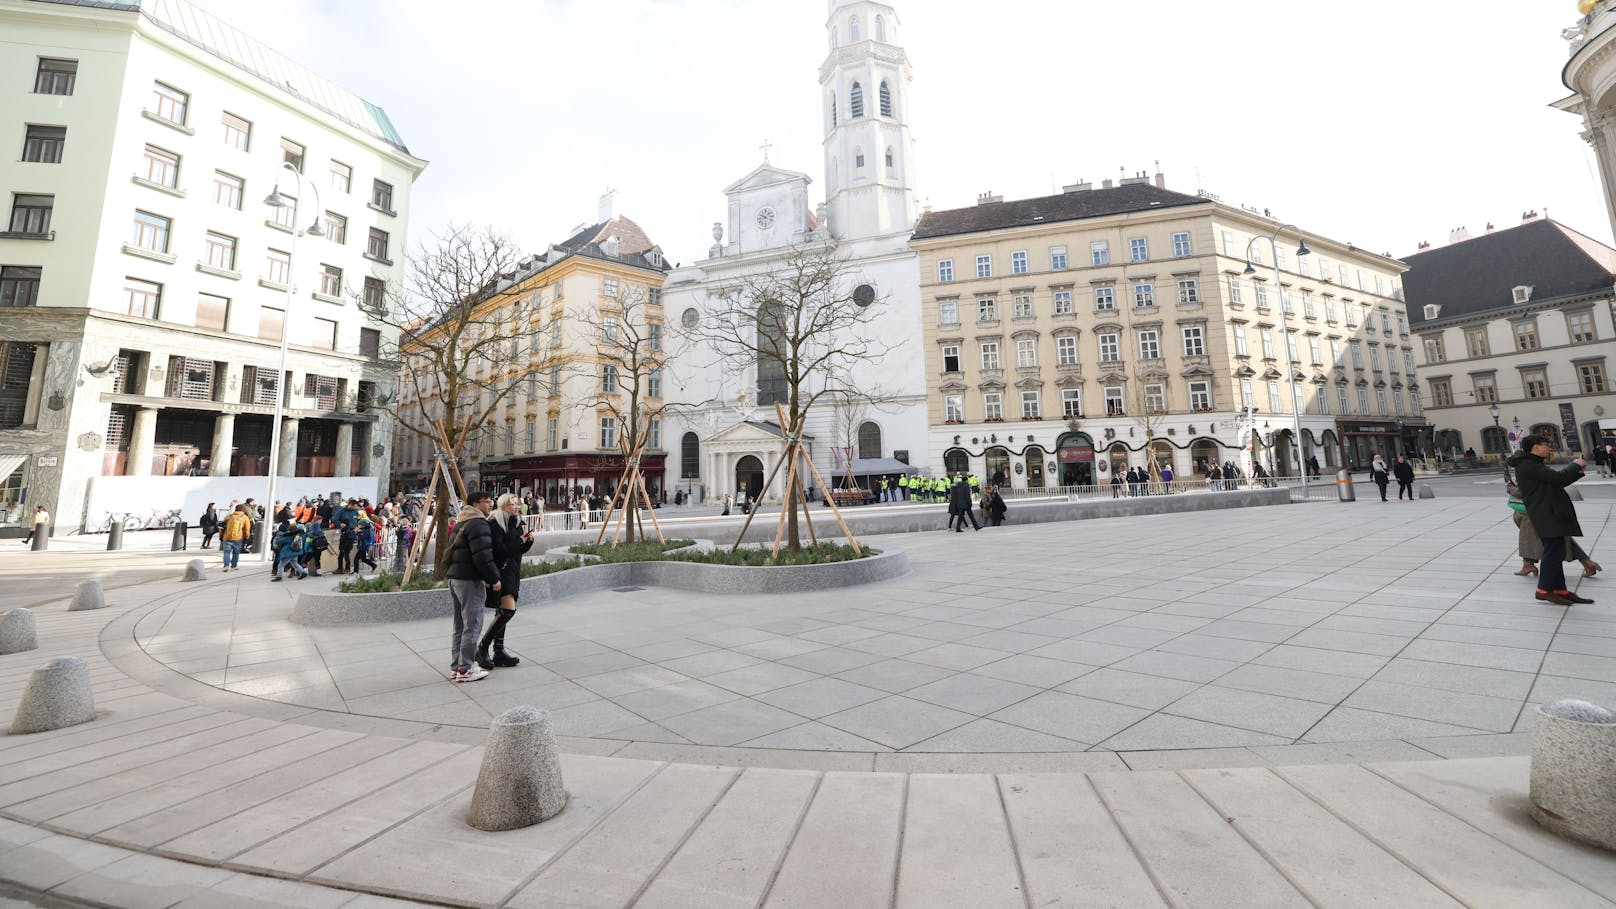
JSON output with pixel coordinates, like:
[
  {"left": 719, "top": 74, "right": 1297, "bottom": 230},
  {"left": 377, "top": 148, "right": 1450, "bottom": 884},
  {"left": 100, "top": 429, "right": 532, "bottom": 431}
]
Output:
[{"left": 911, "top": 179, "right": 1424, "bottom": 488}]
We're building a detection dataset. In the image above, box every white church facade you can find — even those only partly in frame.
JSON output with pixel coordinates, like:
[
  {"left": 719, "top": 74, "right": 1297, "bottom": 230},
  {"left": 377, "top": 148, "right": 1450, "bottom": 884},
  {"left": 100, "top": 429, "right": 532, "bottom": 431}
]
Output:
[{"left": 662, "top": 0, "right": 927, "bottom": 504}]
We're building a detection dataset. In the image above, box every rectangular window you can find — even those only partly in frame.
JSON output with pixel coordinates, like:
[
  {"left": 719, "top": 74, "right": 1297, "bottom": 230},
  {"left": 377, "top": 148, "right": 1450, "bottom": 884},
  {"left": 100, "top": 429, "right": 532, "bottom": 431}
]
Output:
[
  {"left": 1056, "top": 335, "right": 1078, "bottom": 365},
  {"left": 213, "top": 171, "right": 243, "bottom": 210},
  {"left": 1144, "top": 383, "right": 1166, "bottom": 413},
  {"left": 329, "top": 161, "right": 352, "bottom": 193},
  {"left": 1380, "top": 311, "right": 1393, "bottom": 333},
  {"left": 142, "top": 145, "right": 179, "bottom": 188},
  {"left": 22, "top": 125, "right": 65, "bottom": 163},
  {"left": 603, "top": 278, "right": 619, "bottom": 298},
  {"left": 983, "top": 392, "right": 1004, "bottom": 420},
  {"left": 1223, "top": 231, "right": 1237, "bottom": 256},
  {"left": 524, "top": 419, "right": 536, "bottom": 454},
  {"left": 1280, "top": 288, "right": 1293, "bottom": 316},
  {"left": 363, "top": 277, "right": 385, "bottom": 311},
  {"left": 1020, "top": 389, "right": 1040, "bottom": 419},
  {"left": 945, "top": 395, "right": 963, "bottom": 422},
  {"left": 601, "top": 365, "right": 618, "bottom": 392},
  {"left": 1337, "top": 386, "right": 1349, "bottom": 414},
  {"left": 1301, "top": 291, "right": 1315, "bottom": 319},
  {"left": 1016, "top": 338, "right": 1037, "bottom": 367},
  {"left": 1053, "top": 289, "right": 1073, "bottom": 314},
  {"left": 1325, "top": 299, "right": 1338, "bottom": 323},
  {"left": 1105, "top": 386, "right": 1124, "bottom": 415},
  {"left": 1376, "top": 388, "right": 1388, "bottom": 415},
  {"left": 1268, "top": 381, "right": 1282, "bottom": 412},
  {"left": 281, "top": 138, "right": 305, "bottom": 172},
  {"left": 323, "top": 211, "right": 347, "bottom": 243},
  {"left": 1093, "top": 286, "right": 1115, "bottom": 310},
  {"left": 1177, "top": 278, "right": 1199, "bottom": 304},
  {"left": 1331, "top": 339, "right": 1342, "bottom": 364},
  {"left": 602, "top": 316, "right": 619, "bottom": 342},
  {"left": 320, "top": 264, "right": 342, "bottom": 297},
  {"left": 265, "top": 248, "right": 290, "bottom": 285},
  {"left": 941, "top": 344, "right": 961, "bottom": 372},
  {"left": 367, "top": 228, "right": 390, "bottom": 260},
  {"left": 1227, "top": 276, "right": 1243, "bottom": 305},
  {"left": 1474, "top": 374, "right": 1497, "bottom": 403},
  {"left": 1423, "top": 336, "right": 1445, "bottom": 364},
  {"left": 976, "top": 255, "right": 992, "bottom": 278},
  {"left": 1013, "top": 294, "right": 1033, "bottom": 318},
  {"left": 1523, "top": 369, "right": 1550, "bottom": 399},
  {"left": 1349, "top": 340, "right": 1364, "bottom": 368},
  {"left": 203, "top": 231, "right": 236, "bottom": 270},
  {"left": 195, "top": 293, "right": 229, "bottom": 332},
  {"left": 648, "top": 367, "right": 663, "bottom": 397},
  {"left": 1261, "top": 329, "right": 1276, "bottom": 359},
  {"left": 1138, "top": 330, "right": 1160, "bottom": 360},
  {"left": 977, "top": 297, "right": 997, "bottom": 321},
  {"left": 1098, "top": 332, "right": 1120, "bottom": 362},
  {"left": 34, "top": 58, "right": 76, "bottom": 95},
  {"left": 1465, "top": 327, "right": 1490, "bottom": 357},
  {"left": 1234, "top": 325, "right": 1249, "bottom": 356},
  {"left": 1091, "top": 241, "right": 1109, "bottom": 266},
  {"left": 221, "top": 112, "right": 251, "bottom": 151},
  {"left": 1569, "top": 311, "right": 1597, "bottom": 343},
  {"left": 938, "top": 259, "right": 954, "bottom": 282},
  {"left": 131, "top": 210, "right": 170, "bottom": 253},
  {"left": 1255, "top": 285, "right": 1269, "bottom": 309},
  {"left": 1308, "top": 336, "right": 1322, "bottom": 364},
  {"left": 360, "top": 327, "right": 380, "bottom": 357},
  {"left": 648, "top": 322, "right": 663, "bottom": 351},
  {"left": 547, "top": 417, "right": 559, "bottom": 450},
  {"left": 1011, "top": 250, "right": 1028, "bottom": 274},
  {"left": 1369, "top": 345, "right": 1381, "bottom": 371},
  {"left": 599, "top": 416, "right": 618, "bottom": 449},
  {"left": 1133, "top": 283, "right": 1155, "bottom": 308},
  {"left": 1316, "top": 385, "right": 1330, "bottom": 414},
  {"left": 980, "top": 342, "right": 1001, "bottom": 370},
  {"left": 1430, "top": 379, "right": 1453, "bottom": 407},
  {"left": 1182, "top": 325, "right": 1205, "bottom": 357},
  {"left": 1050, "top": 246, "right": 1068, "bottom": 270},
  {"left": 939, "top": 299, "right": 958, "bottom": 325},
  {"left": 1515, "top": 321, "right": 1540, "bottom": 351},
  {"left": 1061, "top": 388, "right": 1082, "bottom": 417},
  {"left": 312, "top": 317, "right": 338, "bottom": 350},
  {"left": 270, "top": 192, "right": 297, "bottom": 229},
  {"left": 8, "top": 194, "right": 52, "bottom": 235},
  {"left": 0, "top": 266, "right": 42, "bottom": 308},
  {"left": 1344, "top": 304, "right": 1357, "bottom": 328},
  {"left": 1241, "top": 378, "right": 1256, "bottom": 408},
  {"left": 124, "top": 278, "right": 161, "bottom": 318},
  {"left": 372, "top": 179, "right": 394, "bottom": 211},
  {"left": 1173, "top": 232, "right": 1192, "bottom": 256},
  {"left": 1394, "top": 388, "right": 1406, "bottom": 416},
  {"left": 151, "top": 82, "right": 188, "bottom": 124},
  {"left": 1129, "top": 237, "right": 1149, "bottom": 262},
  {"left": 648, "top": 418, "right": 662, "bottom": 450},
  {"left": 1189, "top": 380, "right": 1211, "bottom": 411}
]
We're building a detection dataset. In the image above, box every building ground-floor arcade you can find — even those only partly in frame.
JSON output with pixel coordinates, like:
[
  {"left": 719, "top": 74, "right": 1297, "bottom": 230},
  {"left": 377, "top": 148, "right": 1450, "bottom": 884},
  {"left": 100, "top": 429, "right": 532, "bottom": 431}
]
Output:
[{"left": 467, "top": 452, "right": 667, "bottom": 507}]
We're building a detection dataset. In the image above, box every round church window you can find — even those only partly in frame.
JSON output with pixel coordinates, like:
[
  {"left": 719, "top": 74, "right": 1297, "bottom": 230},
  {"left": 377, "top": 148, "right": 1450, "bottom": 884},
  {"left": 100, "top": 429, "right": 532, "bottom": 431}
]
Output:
[
  {"left": 852, "top": 284, "right": 876, "bottom": 307},
  {"left": 681, "top": 307, "right": 699, "bottom": 329}
]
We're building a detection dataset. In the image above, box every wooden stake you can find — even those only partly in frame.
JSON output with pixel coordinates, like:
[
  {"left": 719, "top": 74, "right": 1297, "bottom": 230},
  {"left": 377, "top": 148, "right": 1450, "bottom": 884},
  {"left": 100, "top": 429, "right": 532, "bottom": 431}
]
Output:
[
  {"left": 799, "top": 448, "right": 861, "bottom": 556},
  {"left": 636, "top": 471, "right": 665, "bottom": 543},
  {"left": 795, "top": 447, "right": 820, "bottom": 547},
  {"left": 401, "top": 456, "right": 443, "bottom": 587},
  {"left": 772, "top": 440, "right": 801, "bottom": 559}
]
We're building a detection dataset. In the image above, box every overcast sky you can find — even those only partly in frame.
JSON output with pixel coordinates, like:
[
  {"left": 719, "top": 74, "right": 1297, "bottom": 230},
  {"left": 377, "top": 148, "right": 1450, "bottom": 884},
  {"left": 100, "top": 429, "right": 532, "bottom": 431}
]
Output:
[{"left": 185, "top": 0, "right": 1610, "bottom": 266}]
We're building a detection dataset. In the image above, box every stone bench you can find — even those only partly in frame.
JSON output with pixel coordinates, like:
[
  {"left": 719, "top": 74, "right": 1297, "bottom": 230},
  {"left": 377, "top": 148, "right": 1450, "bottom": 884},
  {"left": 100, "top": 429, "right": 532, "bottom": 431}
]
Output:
[{"left": 1530, "top": 698, "right": 1616, "bottom": 852}]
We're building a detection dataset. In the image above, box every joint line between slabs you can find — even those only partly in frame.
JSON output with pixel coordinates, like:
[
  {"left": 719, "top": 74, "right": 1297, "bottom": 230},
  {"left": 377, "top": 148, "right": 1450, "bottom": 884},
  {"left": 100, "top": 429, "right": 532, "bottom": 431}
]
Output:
[
  {"left": 1081, "top": 772, "right": 1176, "bottom": 909},
  {"left": 991, "top": 775, "right": 1034, "bottom": 909},
  {"left": 887, "top": 772, "right": 909, "bottom": 909},
  {"left": 1175, "top": 769, "right": 1324, "bottom": 908},
  {"left": 619, "top": 763, "right": 745, "bottom": 908}
]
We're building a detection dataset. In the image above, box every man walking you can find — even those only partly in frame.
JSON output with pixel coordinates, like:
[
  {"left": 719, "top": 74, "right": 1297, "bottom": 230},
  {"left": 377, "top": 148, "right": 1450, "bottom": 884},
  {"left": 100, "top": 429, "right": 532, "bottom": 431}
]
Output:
[
  {"left": 20, "top": 505, "right": 48, "bottom": 545},
  {"left": 446, "top": 490, "right": 501, "bottom": 682},
  {"left": 948, "top": 475, "right": 980, "bottom": 532},
  {"left": 1393, "top": 454, "right": 1416, "bottom": 500},
  {"left": 218, "top": 504, "right": 250, "bottom": 572},
  {"left": 1513, "top": 435, "right": 1594, "bottom": 607}
]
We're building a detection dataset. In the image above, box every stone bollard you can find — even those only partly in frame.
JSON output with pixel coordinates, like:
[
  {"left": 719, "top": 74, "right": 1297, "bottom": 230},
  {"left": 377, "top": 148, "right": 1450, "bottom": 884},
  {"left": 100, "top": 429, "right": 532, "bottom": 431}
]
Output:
[
  {"left": 1530, "top": 698, "right": 1616, "bottom": 852},
  {"left": 10, "top": 657, "right": 95, "bottom": 735},
  {"left": 181, "top": 559, "right": 206, "bottom": 582},
  {"left": 1568, "top": 487, "right": 1585, "bottom": 502},
  {"left": 1418, "top": 485, "right": 1436, "bottom": 499},
  {"left": 68, "top": 579, "right": 105, "bottom": 612},
  {"left": 0, "top": 609, "right": 37, "bottom": 654},
  {"left": 467, "top": 705, "right": 567, "bottom": 831}
]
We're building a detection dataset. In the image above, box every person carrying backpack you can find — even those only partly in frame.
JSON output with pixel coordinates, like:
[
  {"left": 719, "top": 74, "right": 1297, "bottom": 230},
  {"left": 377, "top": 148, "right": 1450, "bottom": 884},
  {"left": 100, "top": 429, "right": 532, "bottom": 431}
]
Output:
[
  {"left": 271, "top": 521, "right": 307, "bottom": 581},
  {"left": 219, "top": 505, "right": 251, "bottom": 572}
]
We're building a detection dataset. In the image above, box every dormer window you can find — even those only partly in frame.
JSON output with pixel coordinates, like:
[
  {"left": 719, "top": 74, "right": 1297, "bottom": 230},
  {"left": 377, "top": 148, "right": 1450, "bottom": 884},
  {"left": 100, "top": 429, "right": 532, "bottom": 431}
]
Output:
[
  {"left": 1512, "top": 285, "right": 1533, "bottom": 304},
  {"left": 1423, "top": 304, "right": 1440, "bottom": 320}
]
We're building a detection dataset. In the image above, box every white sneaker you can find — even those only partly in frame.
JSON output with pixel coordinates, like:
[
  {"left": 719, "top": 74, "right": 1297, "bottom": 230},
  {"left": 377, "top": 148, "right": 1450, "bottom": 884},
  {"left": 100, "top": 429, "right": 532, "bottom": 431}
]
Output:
[{"left": 456, "top": 666, "right": 489, "bottom": 683}]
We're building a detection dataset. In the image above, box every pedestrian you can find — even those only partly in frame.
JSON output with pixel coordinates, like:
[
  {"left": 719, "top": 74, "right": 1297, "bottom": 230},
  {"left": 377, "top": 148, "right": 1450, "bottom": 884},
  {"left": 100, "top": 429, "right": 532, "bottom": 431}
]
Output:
[
  {"left": 393, "top": 517, "right": 413, "bottom": 573},
  {"left": 21, "top": 505, "right": 48, "bottom": 544},
  {"left": 986, "top": 485, "right": 1007, "bottom": 526},
  {"left": 356, "top": 518, "right": 379, "bottom": 573},
  {"left": 1513, "top": 507, "right": 1601, "bottom": 578},
  {"left": 1511, "top": 434, "right": 1595, "bottom": 606},
  {"left": 1207, "top": 462, "right": 1222, "bottom": 492},
  {"left": 446, "top": 490, "right": 501, "bottom": 682},
  {"left": 336, "top": 521, "right": 355, "bottom": 574},
  {"left": 1160, "top": 464, "right": 1175, "bottom": 492},
  {"left": 722, "top": 492, "right": 733, "bottom": 516},
  {"left": 219, "top": 505, "right": 250, "bottom": 572},
  {"left": 270, "top": 520, "right": 308, "bottom": 581},
  {"left": 302, "top": 521, "right": 328, "bottom": 576},
  {"left": 477, "top": 493, "right": 534, "bottom": 670},
  {"left": 1597, "top": 446, "right": 1610, "bottom": 478},
  {"left": 948, "top": 476, "right": 980, "bottom": 532},
  {"left": 1369, "top": 454, "right": 1390, "bottom": 501},
  {"left": 1307, "top": 454, "right": 1321, "bottom": 478},
  {"left": 1393, "top": 455, "right": 1416, "bottom": 500},
  {"left": 1110, "top": 469, "right": 1124, "bottom": 498},
  {"left": 199, "top": 502, "right": 219, "bottom": 549}
]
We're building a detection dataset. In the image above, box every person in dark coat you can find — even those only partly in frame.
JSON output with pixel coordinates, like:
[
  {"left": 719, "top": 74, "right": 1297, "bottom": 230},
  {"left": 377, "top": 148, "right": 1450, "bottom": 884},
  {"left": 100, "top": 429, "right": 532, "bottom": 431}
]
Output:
[
  {"left": 1392, "top": 455, "right": 1417, "bottom": 500},
  {"left": 446, "top": 491, "right": 501, "bottom": 682},
  {"left": 477, "top": 493, "right": 534, "bottom": 669},
  {"left": 1511, "top": 435, "right": 1594, "bottom": 606},
  {"left": 985, "top": 486, "right": 1007, "bottom": 526},
  {"left": 1369, "top": 454, "right": 1390, "bottom": 501},
  {"left": 948, "top": 476, "right": 980, "bottom": 532},
  {"left": 199, "top": 503, "right": 219, "bottom": 549}
]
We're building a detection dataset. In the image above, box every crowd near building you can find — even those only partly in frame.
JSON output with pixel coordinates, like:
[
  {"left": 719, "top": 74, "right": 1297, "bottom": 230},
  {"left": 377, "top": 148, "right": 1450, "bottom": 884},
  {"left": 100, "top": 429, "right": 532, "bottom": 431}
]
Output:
[{"left": 0, "top": 0, "right": 424, "bottom": 536}]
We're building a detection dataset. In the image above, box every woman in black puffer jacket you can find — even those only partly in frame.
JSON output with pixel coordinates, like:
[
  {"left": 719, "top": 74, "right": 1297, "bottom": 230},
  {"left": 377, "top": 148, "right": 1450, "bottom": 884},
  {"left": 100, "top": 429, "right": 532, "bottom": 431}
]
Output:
[{"left": 477, "top": 493, "right": 534, "bottom": 669}]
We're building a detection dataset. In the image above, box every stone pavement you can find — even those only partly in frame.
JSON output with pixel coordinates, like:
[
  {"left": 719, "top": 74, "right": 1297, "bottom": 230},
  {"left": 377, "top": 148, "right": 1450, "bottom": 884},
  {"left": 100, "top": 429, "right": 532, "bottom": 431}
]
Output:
[{"left": 0, "top": 499, "right": 1612, "bottom": 907}]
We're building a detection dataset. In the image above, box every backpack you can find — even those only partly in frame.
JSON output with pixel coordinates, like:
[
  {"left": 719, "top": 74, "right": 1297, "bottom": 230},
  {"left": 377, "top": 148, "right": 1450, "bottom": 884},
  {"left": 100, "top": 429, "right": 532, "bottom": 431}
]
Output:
[{"left": 221, "top": 512, "right": 250, "bottom": 541}]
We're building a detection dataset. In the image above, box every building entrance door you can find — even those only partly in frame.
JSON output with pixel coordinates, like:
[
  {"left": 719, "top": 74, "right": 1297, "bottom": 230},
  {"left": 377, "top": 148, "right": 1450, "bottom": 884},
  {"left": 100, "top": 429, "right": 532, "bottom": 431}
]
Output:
[{"left": 735, "top": 455, "right": 764, "bottom": 503}]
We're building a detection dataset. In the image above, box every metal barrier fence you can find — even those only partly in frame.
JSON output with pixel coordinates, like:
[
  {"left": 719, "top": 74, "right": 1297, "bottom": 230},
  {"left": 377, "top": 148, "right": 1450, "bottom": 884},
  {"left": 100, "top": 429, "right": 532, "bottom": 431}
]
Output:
[{"left": 998, "top": 476, "right": 1337, "bottom": 504}]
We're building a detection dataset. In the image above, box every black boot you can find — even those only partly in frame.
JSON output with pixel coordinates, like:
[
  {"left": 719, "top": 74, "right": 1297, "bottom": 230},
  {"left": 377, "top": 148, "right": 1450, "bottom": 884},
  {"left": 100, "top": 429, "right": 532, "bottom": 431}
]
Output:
[
  {"left": 474, "top": 628, "right": 495, "bottom": 671},
  {"left": 489, "top": 610, "right": 519, "bottom": 666},
  {"left": 492, "top": 648, "right": 520, "bottom": 668}
]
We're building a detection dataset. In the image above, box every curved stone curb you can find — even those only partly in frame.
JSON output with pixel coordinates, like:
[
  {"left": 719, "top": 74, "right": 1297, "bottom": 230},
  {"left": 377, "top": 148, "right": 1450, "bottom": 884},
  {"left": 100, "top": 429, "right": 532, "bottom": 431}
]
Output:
[{"left": 289, "top": 547, "right": 908, "bottom": 626}]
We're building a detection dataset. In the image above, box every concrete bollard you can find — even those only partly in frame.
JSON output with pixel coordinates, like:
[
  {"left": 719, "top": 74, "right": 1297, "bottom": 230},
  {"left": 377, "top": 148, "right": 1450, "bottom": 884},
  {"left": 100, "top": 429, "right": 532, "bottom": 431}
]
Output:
[
  {"left": 181, "top": 559, "right": 206, "bottom": 582},
  {"left": 67, "top": 580, "right": 105, "bottom": 612},
  {"left": 1418, "top": 485, "right": 1436, "bottom": 499},
  {"left": 29, "top": 530, "right": 47, "bottom": 551},
  {"left": 1530, "top": 699, "right": 1616, "bottom": 852},
  {"left": 0, "top": 609, "right": 37, "bottom": 654},
  {"left": 467, "top": 705, "right": 567, "bottom": 831},
  {"left": 1336, "top": 469, "right": 1356, "bottom": 503},
  {"left": 106, "top": 524, "right": 123, "bottom": 550},
  {"left": 10, "top": 657, "right": 95, "bottom": 735}
]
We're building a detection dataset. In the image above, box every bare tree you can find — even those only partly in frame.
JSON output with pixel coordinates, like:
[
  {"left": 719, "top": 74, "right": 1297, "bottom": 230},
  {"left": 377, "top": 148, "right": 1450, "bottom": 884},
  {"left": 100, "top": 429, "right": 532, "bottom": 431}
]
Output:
[
  {"left": 830, "top": 387, "right": 900, "bottom": 493},
  {"left": 682, "top": 243, "right": 899, "bottom": 551},
  {"left": 364, "top": 224, "right": 566, "bottom": 578},
  {"left": 1130, "top": 380, "right": 1170, "bottom": 488}
]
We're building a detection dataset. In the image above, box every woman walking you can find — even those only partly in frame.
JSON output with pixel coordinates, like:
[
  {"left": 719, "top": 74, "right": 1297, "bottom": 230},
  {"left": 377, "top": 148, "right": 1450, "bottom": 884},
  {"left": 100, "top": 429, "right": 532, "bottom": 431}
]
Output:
[
  {"left": 477, "top": 493, "right": 534, "bottom": 670},
  {"left": 199, "top": 503, "right": 219, "bottom": 549},
  {"left": 1513, "top": 509, "right": 1601, "bottom": 578}
]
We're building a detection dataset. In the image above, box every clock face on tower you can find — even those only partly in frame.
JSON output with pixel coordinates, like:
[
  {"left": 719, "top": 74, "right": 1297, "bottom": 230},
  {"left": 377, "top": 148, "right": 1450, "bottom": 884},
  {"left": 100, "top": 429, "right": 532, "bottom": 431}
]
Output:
[{"left": 755, "top": 206, "right": 776, "bottom": 230}]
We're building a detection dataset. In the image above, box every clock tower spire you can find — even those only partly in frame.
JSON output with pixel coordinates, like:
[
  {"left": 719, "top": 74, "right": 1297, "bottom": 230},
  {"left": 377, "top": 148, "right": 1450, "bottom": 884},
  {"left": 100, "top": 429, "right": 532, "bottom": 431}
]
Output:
[{"left": 820, "top": 0, "right": 916, "bottom": 241}]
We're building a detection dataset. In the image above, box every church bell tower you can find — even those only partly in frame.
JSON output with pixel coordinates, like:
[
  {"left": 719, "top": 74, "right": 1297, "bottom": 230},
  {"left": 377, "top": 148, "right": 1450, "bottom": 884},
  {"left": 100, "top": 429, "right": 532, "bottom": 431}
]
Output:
[{"left": 820, "top": 0, "right": 917, "bottom": 241}]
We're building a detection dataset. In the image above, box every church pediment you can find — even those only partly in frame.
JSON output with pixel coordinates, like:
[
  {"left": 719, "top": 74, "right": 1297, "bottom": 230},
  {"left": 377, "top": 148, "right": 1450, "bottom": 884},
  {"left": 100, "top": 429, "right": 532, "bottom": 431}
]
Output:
[
  {"left": 706, "top": 419, "right": 814, "bottom": 447},
  {"left": 723, "top": 163, "right": 814, "bottom": 195}
]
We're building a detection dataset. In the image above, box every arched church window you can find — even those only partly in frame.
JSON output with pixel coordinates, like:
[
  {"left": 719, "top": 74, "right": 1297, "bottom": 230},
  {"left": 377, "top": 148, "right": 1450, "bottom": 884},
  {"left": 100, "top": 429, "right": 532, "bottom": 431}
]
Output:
[
  {"left": 885, "top": 147, "right": 894, "bottom": 168},
  {"left": 855, "top": 147, "right": 865, "bottom": 168},
  {"left": 850, "top": 82, "right": 864, "bottom": 118},
  {"left": 857, "top": 421, "right": 882, "bottom": 460},
  {"left": 829, "top": 92, "right": 837, "bottom": 128},
  {"left": 849, "top": 16, "right": 860, "bottom": 42},
  {"left": 681, "top": 432, "right": 700, "bottom": 478},
  {"left": 879, "top": 81, "right": 893, "bottom": 117},
  {"left": 755, "top": 300, "right": 788, "bottom": 407},
  {"left": 875, "top": 15, "right": 886, "bottom": 42}
]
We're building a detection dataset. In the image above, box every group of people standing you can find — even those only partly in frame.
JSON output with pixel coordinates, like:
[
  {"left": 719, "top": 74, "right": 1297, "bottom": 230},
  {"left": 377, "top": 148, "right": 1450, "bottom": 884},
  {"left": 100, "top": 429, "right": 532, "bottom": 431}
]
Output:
[
  {"left": 196, "top": 494, "right": 420, "bottom": 580},
  {"left": 1367, "top": 454, "right": 1419, "bottom": 501},
  {"left": 446, "top": 491, "right": 535, "bottom": 683}
]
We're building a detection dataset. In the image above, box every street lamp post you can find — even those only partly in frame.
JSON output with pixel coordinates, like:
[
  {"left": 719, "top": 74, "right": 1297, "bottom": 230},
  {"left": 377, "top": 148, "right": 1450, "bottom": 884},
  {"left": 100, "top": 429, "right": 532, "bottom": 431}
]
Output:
[
  {"left": 258, "top": 163, "right": 324, "bottom": 561},
  {"left": 1245, "top": 226, "right": 1313, "bottom": 493},
  {"left": 1489, "top": 402, "right": 1510, "bottom": 487}
]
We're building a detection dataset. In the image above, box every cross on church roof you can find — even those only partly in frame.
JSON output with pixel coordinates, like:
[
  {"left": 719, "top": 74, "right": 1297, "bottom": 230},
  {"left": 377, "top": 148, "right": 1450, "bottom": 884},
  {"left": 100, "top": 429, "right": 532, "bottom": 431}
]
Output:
[{"left": 759, "top": 138, "right": 772, "bottom": 163}]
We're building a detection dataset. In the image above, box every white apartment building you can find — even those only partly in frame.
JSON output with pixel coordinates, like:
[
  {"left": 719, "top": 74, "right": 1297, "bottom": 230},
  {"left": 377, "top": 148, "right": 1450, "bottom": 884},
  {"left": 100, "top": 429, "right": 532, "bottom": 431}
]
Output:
[{"left": 0, "top": 0, "right": 426, "bottom": 535}]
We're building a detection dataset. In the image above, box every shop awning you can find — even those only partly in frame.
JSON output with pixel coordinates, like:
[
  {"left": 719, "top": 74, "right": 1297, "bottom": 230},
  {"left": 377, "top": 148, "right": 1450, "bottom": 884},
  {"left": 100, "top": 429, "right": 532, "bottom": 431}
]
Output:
[{"left": 0, "top": 455, "right": 25, "bottom": 482}]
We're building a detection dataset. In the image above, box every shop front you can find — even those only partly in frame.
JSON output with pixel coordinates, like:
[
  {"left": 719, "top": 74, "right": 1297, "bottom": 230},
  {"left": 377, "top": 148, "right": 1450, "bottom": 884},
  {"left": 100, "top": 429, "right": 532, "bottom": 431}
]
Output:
[
  {"left": 1055, "top": 432, "right": 1096, "bottom": 487},
  {"left": 509, "top": 452, "right": 666, "bottom": 506},
  {"left": 1337, "top": 420, "right": 1401, "bottom": 470}
]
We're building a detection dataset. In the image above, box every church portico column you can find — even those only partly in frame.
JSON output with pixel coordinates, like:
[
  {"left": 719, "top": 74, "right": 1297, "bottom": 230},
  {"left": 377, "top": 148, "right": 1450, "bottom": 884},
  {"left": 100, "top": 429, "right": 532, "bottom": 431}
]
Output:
[
  {"left": 209, "top": 413, "right": 235, "bottom": 476},
  {"left": 126, "top": 407, "right": 159, "bottom": 476},
  {"left": 335, "top": 422, "right": 354, "bottom": 478},
  {"left": 278, "top": 418, "right": 300, "bottom": 477}
]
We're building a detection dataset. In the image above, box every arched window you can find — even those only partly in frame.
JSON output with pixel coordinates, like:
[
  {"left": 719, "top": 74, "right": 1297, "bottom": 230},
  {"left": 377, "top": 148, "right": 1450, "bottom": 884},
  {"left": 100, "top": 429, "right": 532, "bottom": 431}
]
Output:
[
  {"left": 884, "top": 146, "right": 894, "bottom": 168},
  {"left": 829, "top": 92, "right": 837, "bottom": 127},
  {"left": 681, "top": 432, "right": 700, "bottom": 478},
  {"left": 879, "top": 81, "right": 893, "bottom": 117},
  {"left": 854, "top": 147, "right": 865, "bottom": 168},
  {"left": 849, "top": 16, "right": 860, "bottom": 42},
  {"left": 850, "top": 82, "right": 864, "bottom": 118},
  {"left": 1481, "top": 426, "right": 1507, "bottom": 454},
  {"left": 857, "top": 421, "right": 882, "bottom": 460},
  {"left": 875, "top": 15, "right": 886, "bottom": 42},
  {"left": 755, "top": 300, "right": 788, "bottom": 406},
  {"left": 944, "top": 448, "right": 970, "bottom": 475}
]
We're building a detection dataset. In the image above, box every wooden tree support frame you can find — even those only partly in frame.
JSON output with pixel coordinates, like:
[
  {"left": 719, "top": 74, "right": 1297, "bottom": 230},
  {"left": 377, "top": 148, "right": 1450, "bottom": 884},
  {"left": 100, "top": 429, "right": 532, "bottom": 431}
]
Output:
[
  {"left": 399, "top": 413, "right": 474, "bottom": 587},
  {"left": 728, "top": 403, "right": 860, "bottom": 559},
  {"left": 593, "top": 438, "right": 666, "bottom": 547}
]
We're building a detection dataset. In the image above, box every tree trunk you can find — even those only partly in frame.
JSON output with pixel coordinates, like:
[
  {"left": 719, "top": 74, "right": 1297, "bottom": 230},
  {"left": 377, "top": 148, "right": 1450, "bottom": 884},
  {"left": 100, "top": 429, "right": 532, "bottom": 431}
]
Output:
[{"left": 431, "top": 469, "right": 453, "bottom": 581}]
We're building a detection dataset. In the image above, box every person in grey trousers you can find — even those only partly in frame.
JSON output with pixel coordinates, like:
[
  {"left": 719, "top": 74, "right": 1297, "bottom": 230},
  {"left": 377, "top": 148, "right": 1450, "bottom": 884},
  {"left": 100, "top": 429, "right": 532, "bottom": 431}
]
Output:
[{"left": 445, "top": 490, "right": 501, "bottom": 683}]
